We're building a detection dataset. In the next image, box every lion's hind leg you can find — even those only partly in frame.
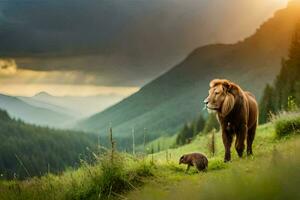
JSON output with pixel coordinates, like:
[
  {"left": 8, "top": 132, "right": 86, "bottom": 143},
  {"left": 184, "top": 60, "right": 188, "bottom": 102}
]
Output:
[{"left": 247, "top": 123, "right": 257, "bottom": 156}]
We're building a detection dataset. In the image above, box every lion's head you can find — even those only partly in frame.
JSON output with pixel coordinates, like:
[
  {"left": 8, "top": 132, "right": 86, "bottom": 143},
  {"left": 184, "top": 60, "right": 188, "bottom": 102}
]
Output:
[{"left": 204, "top": 79, "right": 235, "bottom": 117}]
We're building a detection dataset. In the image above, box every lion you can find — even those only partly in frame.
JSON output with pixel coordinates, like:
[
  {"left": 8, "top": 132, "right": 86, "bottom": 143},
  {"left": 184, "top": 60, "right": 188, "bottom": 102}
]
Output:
[
  {"left": 204, "top": 79, "right": 258, "bottom": 162},
  {"left": 179, "top": 153, "right": 208, "bottom": 172}
]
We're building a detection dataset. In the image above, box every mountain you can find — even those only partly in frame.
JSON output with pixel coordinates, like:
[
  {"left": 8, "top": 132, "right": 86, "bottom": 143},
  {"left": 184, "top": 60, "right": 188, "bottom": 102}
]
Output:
[
  {"left": 0, "top": 109, "right": 97, "bottom": 179},
  {"left": 76, "top": 2, "right": 300, "bottom": 144},
  {"left": 22, "top": 92, "right": 125, "bottom": 117},
  {"left": 0, "top": 93, "right": 74, "bottom": 127},
  {"left": 19, "top": 93, "right": 77, "bottom": 117}
]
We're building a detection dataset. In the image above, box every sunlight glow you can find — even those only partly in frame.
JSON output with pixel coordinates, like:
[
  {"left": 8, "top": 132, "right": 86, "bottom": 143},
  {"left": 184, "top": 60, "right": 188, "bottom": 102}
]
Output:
[
  {"left": 0, "top": 84, "right": 139, "bottom": 97},
  {"left": 0, "top": 63, "right": 139, "bottom": 97}
]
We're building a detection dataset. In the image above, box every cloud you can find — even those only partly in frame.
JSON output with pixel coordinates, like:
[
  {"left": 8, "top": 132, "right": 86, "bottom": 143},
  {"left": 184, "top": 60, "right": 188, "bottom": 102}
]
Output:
[
  {"left": 0, "top": 58, "right": 17, "bottom": 76},
  {"left": 0, "top": 0, "right": 287, "bottom": 58},
  {"left": 0, "top": 0, "right": 288, "bottom": 86},
  {"left": 0, "top": 61, "right": 140, "bottom": 96},
  {"left": 0, "top": 83, "right": 139, "bottom": 97}
]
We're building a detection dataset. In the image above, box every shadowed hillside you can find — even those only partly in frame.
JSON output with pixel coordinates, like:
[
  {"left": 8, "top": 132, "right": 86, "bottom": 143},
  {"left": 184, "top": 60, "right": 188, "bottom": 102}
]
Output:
[
  {"left": 0, "top": 109, "right": 97, "bottom": 179},
  {"left": 77, "top": 2, "right": 300, "bottom": 146}
]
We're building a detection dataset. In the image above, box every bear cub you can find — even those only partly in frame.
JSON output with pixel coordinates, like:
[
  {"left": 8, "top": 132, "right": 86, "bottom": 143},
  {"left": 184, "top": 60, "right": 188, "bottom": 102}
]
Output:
[{"left": 179, "top": 153, "right": 208, "bottom": 172}]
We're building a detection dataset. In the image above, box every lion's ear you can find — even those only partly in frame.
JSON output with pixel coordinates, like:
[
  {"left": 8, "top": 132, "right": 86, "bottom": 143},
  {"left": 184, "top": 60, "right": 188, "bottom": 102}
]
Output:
[
  {"left": 222, "top": 80, "right": 232, "bottom": 93},
  {"left": 221, "top": 93, "right": 235, "bottom": 117}
]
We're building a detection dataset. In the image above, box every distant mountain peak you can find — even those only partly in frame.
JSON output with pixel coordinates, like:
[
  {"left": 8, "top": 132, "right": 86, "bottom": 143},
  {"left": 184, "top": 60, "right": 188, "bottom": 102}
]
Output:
[{"left": 34, "top": 91, "right": 52, "bottom": 97}]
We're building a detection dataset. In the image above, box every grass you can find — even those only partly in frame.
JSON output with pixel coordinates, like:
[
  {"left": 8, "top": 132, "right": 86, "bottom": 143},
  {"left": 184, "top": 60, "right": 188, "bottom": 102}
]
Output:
[
  {"left": 126, "top": 112, "right": 300, "bottom": 200},
  {"left": 136, "top": 134, "right": 177, "bottom": 153},
  {"left": 148, "top": 122, "right": 276, "bottom": 164},
  {"left": 1, "top": 112, "right": 300, "bottom": 200},
  {"left": 127, "top": 135, "right": 300, "bottom": 200}
]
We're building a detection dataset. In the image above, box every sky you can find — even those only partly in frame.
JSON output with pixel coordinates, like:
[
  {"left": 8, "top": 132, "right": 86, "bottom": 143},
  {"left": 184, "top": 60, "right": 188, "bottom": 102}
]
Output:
[{"left": 0, "top": 0, "right": 289, "bottom": 97}]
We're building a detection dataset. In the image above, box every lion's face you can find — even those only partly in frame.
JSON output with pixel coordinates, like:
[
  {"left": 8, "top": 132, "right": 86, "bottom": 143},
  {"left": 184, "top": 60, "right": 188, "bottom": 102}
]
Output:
[
  {"left": 204, "top": 84, "right": 226, "bottom": 111},
  {"left": 204, "top": 79, "right": 235, "bottom": 116}
]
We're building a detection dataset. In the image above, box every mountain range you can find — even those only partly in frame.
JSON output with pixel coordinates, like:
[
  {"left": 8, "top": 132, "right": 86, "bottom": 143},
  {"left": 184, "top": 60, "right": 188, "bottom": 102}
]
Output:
[
  {"left": 76, "top": 1, "right": 300, "bottom": 144},
  {"left": 0, "top": 90, "right": 125, "bottom": 128},
  {"left": 0, "top": 93, "right": 75, "bottom": 127},
  {"left": 20, "top": 92, "right": 124, "bottom": 118}
]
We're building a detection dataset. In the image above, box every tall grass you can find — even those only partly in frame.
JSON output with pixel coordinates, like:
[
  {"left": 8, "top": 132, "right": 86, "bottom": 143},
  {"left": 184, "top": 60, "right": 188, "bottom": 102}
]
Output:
[
  {"left": 71, "top": 152, "right": 153, "bottom": 200},
  {"left": 0, "top": 149, "right": 153, "bottom": 200}
]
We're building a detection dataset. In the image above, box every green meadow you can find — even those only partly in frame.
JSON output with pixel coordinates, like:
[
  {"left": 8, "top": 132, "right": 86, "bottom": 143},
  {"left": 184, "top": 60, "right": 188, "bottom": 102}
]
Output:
[{"left": 1, "top": 112, "right": 300, "bottom": 200}]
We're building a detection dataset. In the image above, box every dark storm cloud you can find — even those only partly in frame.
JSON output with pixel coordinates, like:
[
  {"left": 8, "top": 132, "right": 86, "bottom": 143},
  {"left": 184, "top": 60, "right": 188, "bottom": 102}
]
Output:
[
  {"left": 0, "top": 0, "right": 131, "bottom": 55},
  {"left": 0, "top": 0, "right": 287, "bottom": 86},
  {"left": 1, "top": 0, "right": 197, "bottom": 56}
]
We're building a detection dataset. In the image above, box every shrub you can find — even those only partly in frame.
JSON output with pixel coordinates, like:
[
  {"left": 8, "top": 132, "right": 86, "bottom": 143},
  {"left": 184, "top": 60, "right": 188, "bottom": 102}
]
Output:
[
  {"left": 82, "top": 152, "right": 153, "bottom": 199},
  {"left": 272, "top": 112, "right": 300, "bottom": 137}
]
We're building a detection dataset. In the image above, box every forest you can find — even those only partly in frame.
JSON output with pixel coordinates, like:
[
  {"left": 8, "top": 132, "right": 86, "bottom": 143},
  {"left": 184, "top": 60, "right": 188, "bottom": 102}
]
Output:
[
  {"left": 259, "top": 22, "right": 300, "bottom": 123},
  {"left": 0, "top": 110, "right": 98, "bottom": 179}
]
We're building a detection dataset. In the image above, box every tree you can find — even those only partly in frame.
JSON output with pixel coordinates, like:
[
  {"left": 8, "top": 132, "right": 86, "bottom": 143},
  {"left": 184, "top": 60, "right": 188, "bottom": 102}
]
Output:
[
  {"left": 259, "top": 84, "right": 276, "bottom": 123},
  {"left": 275, "top": 23, "right": 300, "bottom": 109},
  {"left": 260, "top": 22, "right": 300, "bottom": 122},
  {"left": 193, "top": 114, "right": 206, "bottom": 136},
  {"left": 203, "top": 113, "right": 219, "bottom": 134},
  {"left": 176, "top": 123, "right": 194, "bottom": 145}
]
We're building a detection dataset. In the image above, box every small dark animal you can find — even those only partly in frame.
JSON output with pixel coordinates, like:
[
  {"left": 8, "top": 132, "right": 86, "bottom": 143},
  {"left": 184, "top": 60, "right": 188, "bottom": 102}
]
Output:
[
  {"left": 204, "top": 79, "right": 258, "bottom": 162},
  {"left": 179, "top": 153, "right": 208, "bottom": 172}
]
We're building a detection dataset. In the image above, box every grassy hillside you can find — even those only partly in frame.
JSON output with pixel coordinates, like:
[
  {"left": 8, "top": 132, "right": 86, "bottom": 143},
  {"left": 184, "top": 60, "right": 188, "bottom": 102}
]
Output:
[
  {"left": 128, "top": 138, "right": 300, "bottom": 200},
  {"left": 0, "top": 110, "right": 97, "bottom": 179},
  {"left": 0, "top": 94, "right": 74, "bottom": 128},
  {"left": 127, "top": 112, "right": 300, "bottom": 199},
  {"left": 77, "top": 2, "right": 300, "bottom": 146},
  {"left": 2, "top": 112, "right": 300, "bottom": 200}
]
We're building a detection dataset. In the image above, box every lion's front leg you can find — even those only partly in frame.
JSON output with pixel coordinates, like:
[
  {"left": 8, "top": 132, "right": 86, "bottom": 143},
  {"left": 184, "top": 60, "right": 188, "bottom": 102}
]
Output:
[
  {"left": 235, "top": 124, "right": 247, "bottom": 158},
  {"left": 222, "top": 129, "right": 233, "bottom": 162}
]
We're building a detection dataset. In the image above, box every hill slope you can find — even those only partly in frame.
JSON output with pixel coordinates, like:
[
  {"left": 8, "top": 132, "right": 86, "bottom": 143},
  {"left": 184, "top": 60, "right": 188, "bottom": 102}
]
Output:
[
  {"left": 0, "top": 109, "right": 97, "bottom": 179},
  {"left": 77, "top": 2, "right": 300, "bottom": 144},
  {"left": 127, "top": 116, "right": 300, "bottom": 200},
  {"left": 0, "top": 93, "right": 74, "bottom": 128}
]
